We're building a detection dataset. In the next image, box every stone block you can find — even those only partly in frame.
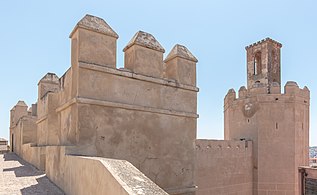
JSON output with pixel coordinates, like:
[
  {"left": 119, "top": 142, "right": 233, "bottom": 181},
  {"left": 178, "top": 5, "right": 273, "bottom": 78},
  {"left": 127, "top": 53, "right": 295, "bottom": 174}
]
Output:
[
  {"left": 164, "top": 44, "right": 197, "bottom": 86},
  {"left": 124, "top": 31, "right": 165, "bottom": 78},
  {"left": 70, "top": 14, "right": 118, "bottom": 68}
]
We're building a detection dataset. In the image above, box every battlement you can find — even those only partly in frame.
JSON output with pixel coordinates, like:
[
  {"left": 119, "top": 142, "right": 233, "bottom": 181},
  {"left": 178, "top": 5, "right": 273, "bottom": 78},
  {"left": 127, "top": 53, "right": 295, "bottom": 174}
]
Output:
[
  {"left": 70, "top": 14, "right": 197, "bottom": 86},
  {"left": 225, "top": 81, "right": 310, "bottom": 104},
  {"left": 195, "top": 139, "right": 252, "bottom": 152},
  {"left": 245, "top": 37, "right": 282, "bottom": 50},
  {"left": 224, "top": 82, "right": 310, "bottom": 114},
  {"left": 195, "top": 139, "right": 253, "bottom": 194},
  {"left": 10, "top": 101, "right": 37, "bottom": 127},
  {"left": 38, "top": 73, "right": 60, "bottom": 100},
  {"left": 70, "top": 14, "right": 118, "bottom": 39},
  {"left": 38, "top": 73, "right": 59, "bottom": 85}
]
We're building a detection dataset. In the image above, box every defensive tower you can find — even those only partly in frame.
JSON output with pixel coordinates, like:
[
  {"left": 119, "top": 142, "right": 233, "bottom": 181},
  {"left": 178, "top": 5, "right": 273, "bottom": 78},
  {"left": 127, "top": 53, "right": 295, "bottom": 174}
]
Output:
[{"left": 224, "top": 38, "right": 310, "bottom": 195}]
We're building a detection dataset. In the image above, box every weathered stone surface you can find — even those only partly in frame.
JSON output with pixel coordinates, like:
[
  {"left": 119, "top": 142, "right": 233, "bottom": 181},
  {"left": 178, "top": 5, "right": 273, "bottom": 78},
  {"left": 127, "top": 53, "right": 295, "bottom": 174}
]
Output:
[
  {"left": 164, "top": 44, "right": 197, "bottom": 86},
  {"left": 195, "top": 140, "right": 253, "bottom": 195},
  {"left": 39, "top": 73, "right": 59, "bottom": 84},
  {"left": 123, "top": 31, "right": 165, "bottom": 52},
  {"left": 70, "top": 14, "right": 118, "bottom": 68},
  {"left": 16, "top": 100, "right": 27, "bottom": 107},
  {"left": 245, "top": 37, "right": 282, "bottom": 91},
  {"left": 164, "top": 44, "right": 197, "bottom": 63},
  {"left": 70, "top": 14, "right": 118, "bottom": 38}
]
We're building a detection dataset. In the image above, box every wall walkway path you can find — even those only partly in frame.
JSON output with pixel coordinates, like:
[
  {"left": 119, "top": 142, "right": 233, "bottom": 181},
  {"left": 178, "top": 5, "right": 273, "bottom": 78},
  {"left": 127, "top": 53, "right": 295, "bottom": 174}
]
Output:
[{"left": 0, "top": 153, "right": 64, "bottom": 195}]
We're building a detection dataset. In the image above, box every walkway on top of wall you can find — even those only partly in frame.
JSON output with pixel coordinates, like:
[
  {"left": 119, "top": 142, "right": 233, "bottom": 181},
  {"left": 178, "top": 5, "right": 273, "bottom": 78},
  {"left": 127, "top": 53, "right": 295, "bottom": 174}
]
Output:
[{"left": 0, "top": 153, "right": 64, "bottom": 195}]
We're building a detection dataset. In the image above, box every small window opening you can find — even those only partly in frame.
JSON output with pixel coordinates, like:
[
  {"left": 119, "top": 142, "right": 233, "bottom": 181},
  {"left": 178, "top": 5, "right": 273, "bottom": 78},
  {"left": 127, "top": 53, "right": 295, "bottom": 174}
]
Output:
[
  {"left": 253, "top": 52, "right": 262, "bottom": 75},
  {"left": 275, "top": 98, "right": 279, "bottom": 101},
  {"left": 253, "top": 57, "right": 257, "bottom": 75},
  {"left": 247, "top": 119, "right": 250, "bottom": 123},
  {"left": 275, "top": 122, "right": 278, "bottom": 129}
]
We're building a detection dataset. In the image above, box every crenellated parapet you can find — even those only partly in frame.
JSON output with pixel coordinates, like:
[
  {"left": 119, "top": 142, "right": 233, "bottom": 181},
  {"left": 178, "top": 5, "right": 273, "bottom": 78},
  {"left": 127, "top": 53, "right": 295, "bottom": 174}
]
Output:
[
  {"left": 38, "top": 73, "right": 60, "bottom": 99},
  {"left": 123, "top": 31, "right": 165, "bottom": 78},
  {"left": 245, "top": 37, "right": 282, "bottom": 50},
  {"left": 224, "top": 82, "right": 310, "bottom": 111},
  {"left": 195, "top": 139, "right": 252, "bottom": 152},
  {"left": 9, "top": 100, "right": 37, "bottom": 154},
  {"left": 10, "top": 14, "right": 199, "bottom": 195},
  {"left": 284, "top": 81, "right": 310, "bottom": 97},
  {"left": 10, "top": 101, "right": 37, "bottom": 126},
  {"left": 70, "top": 14, "right": 118, "bottom": 68},
  {"left": 10, "top": 101, "right": 28, "bottom": 127},
  {"left": 195, "top": 139, "right": 253, "bottom": 195},
  {"left": 70, "top": 14, "right": 197, "bottom": 87},
  {"left": 164, "top": 44, "right": 198, "bottom": 86}
]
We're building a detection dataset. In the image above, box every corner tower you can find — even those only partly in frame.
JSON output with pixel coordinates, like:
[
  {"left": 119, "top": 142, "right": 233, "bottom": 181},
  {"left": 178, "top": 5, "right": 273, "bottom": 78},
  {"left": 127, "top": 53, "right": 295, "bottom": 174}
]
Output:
[
  {"left": 246, "top": 38, "right": 282, "bottom": 92},
  {"left": 224, "top": 38, "right": 310, "bottom": 195}
]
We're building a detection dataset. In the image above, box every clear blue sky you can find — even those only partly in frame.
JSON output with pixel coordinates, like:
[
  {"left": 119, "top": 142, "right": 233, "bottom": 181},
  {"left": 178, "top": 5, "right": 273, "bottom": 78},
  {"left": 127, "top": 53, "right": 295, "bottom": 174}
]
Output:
[{"left": 0, "top": 1, "right": 316, "bottom": 145}]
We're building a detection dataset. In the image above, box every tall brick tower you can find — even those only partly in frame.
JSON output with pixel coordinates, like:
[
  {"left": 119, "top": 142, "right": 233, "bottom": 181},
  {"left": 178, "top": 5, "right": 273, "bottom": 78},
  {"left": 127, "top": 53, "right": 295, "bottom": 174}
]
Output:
[
  {"left": 246, "top": 38, "right": 282, "bottom": 92},
  {"left": 224, "top": 38, "right": 310, "bottom": 195}
]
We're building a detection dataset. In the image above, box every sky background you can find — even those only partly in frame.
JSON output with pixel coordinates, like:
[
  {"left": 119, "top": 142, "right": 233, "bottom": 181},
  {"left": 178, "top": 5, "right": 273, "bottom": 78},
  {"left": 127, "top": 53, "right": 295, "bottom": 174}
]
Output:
[{"left": 0, "top": 1, "right": 316, "bottom": 145}]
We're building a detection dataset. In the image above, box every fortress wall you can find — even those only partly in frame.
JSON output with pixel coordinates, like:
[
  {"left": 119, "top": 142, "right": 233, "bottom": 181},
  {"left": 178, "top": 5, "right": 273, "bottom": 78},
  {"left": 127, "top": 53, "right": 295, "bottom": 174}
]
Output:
[
  {"left": 59, "top": 68, "right": 73, "bottom": 105},
  {"left": 75, "top": 104, "right": 196, "bottom": 191},
  {"left": 77, "top": 63, "right": 197, "bottom": 114},
  {"left": 58, "top": 104, "right": 78, "bottom": 146},
  {"left": 45, "top": 146, "right": 168, "bottom": 195},
  {"left": 195, "top": 139, "right": 253, "bottom": 195},
  {"left": 50, "top": 15, "right": 198, "bottom": 194},
  {"left": 21, "top": 144, "right": 46, "bottom": 170},
  {"left": 21, "top": 117, "right": 37, "bottom": 144},
  {"left": 224, "top": 83, "right": 310, "bottom": 194},
  {"left": 12, "top": 120, "right": 22, "bottom": 156},
  {"left": 10, "top": 14, "right": 198, "bottom": 195}
]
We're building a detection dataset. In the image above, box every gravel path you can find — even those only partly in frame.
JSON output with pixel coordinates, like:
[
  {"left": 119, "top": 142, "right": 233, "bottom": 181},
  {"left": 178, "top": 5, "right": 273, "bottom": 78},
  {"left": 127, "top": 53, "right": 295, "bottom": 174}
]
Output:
[{"left": 0, "top": 153, "right": 64, "bottom": 195}]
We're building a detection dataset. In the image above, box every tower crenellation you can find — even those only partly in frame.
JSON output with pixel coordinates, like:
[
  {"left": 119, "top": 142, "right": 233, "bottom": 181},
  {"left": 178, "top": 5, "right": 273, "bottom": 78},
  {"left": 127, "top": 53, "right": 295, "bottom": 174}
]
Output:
[
  {"left": 70, "top": 14, "right": 119, "bottom": 68},
  {"left": 225, "top": 82, "right": 310, "bottom": 108},
  {"left": 123, "top": 31, "right": 165, "bottom": 78}
]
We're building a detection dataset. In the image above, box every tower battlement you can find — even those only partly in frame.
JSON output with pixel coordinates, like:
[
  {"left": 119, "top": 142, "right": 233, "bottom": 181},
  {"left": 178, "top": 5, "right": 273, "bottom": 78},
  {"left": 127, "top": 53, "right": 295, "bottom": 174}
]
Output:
[
  {"left": 245, "top": 37, "right": 282, "bottom": 50},
  {"left": 224, "top": 82, "right": 310, "bottom": 111}
]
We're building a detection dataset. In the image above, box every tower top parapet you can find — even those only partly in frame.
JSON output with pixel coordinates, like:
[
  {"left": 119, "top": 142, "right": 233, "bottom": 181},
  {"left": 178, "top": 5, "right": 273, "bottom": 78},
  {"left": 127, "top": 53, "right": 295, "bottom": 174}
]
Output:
[{"left": 245, "top": 37, "right": 282, "bottom": 50}]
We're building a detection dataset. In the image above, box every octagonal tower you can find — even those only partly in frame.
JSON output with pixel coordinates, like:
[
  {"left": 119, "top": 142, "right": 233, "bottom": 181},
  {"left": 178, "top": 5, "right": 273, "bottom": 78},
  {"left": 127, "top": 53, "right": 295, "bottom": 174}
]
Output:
[{"left": 224, "top": 38, "right": 310, "bottom": 195}]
